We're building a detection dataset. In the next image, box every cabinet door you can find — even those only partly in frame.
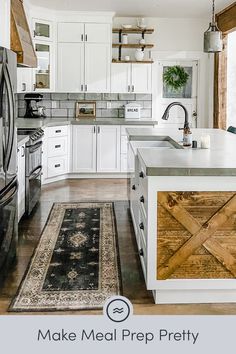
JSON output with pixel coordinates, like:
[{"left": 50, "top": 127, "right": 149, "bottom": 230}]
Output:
[
  {"left": 72, "top": 126, "right": 96, "bottom": 173},
  {"left": 111, "top": 63, "right": 131, "bottom": 93},
  {"left": 131, "top": 64, "right": 152, "bottom": 93},
  {"left": 33, "top": 41, "right": 53, "bottom": 91},
  {"left": 32, "top": 18, "right": 52, "bottom": 42},
  {"left": 84, "top": 23, "right": 110, "bottom": 43},
  {"left": 97, "top": 125, "right": 121, "bottom": 173},
  {"left": 58, "top": 22, "right": 84, "bottom": 42},
  {"left": 17, "top": 144, "right": 26, "bottom": 221},
  {"left": 17, "top": 67, "right": 32, "bottom": 93},
  {"left": 84, "top": 43, "right": 110, "bottom": 93},
  {"left": 57, "top": 43, "right": 84, "bottom": 92}
]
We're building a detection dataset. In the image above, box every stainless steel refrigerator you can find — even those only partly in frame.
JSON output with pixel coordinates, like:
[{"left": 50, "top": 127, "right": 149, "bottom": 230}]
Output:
[{"left": 0, "top": 47, "right": 18, "bottom": 282}]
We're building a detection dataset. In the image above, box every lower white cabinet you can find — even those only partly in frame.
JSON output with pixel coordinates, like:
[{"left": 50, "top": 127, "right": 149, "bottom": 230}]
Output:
[
  {"left": 97, "top": 125, "right": 120, "bottom": 172},
  {"left": 72, "top": 125, "right": 121, "bottom": 173},
  {"left": 72, "top": 125, "right": 96, "bottom": 173},
  {"left": 17, "top": 143, "right": 26, "bottom": 221}
]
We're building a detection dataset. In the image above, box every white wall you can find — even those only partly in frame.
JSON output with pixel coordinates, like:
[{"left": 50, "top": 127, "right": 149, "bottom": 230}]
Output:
[
  {"left": 0, "top": 0, "right": 10, "bottom": 48},
  {"left": 114, "top": 17, "right": 214, "bottom": 127}
]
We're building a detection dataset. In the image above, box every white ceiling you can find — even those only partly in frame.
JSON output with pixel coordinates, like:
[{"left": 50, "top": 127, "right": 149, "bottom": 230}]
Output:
[{"left": 27, "top": 0, "right": 233, "bottom": 18}]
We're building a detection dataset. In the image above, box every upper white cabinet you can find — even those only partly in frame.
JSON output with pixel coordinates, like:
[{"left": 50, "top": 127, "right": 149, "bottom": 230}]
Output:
[
  {"left": 57, "top": 22, "right": 111, "bottom": 93},
  {"left": 97, "top": 125, "right": 121, "bottom": 173},
  {"left": 84, "top": 23, "right": 110, "bottom": 43},
  {"left": 0, "top": 0, "right": 10, "bottom": 48},
  {"left": 111, "top": 63, "right": 152, "bottom": 94},
  {"left": 85, "top": 43, "right": 110, "bottom": 93},
  {"left": 57, "top": 42, "right": 84, "bottom": 92},
  {"left": 17, "top": 67, "right": 32, "bottom": 93},
  {"left": 58, "top": 23, "right": 84, "bottom": 42},
  {"left": 32, "top": 18, "right": 53, "bottom": 42}
]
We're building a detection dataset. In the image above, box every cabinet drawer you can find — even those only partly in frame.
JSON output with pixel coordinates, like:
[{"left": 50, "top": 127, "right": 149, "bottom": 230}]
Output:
[
  {"left": 47, "top": 156, "right": 68, "bottom": 178},
  {"left": 46, "top": 126, "right": 68, "bottom": 138},
  {"left": 47, "top": 136, "right": 68, "bottom": 157}
]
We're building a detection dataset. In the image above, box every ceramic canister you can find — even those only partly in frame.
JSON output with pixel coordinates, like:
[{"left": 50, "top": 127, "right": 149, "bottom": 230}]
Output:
[{"left": 135, "top": 48, "right": 144, "bottom": 61}]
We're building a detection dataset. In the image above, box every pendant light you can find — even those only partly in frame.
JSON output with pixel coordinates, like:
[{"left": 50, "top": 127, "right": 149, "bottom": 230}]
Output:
[{"left": 204, "top": 0, "right": 223, "bottom": 53}]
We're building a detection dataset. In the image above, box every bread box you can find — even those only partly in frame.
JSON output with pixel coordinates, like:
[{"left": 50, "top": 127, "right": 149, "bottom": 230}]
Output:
[{"left": 125, "top": 103, "right": 142, "bottom": 120}]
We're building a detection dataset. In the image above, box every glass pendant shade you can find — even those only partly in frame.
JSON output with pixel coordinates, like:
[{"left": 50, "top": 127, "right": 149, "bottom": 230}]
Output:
[{"left": 204, "top": 0, "right": 223, "bottom": 53}]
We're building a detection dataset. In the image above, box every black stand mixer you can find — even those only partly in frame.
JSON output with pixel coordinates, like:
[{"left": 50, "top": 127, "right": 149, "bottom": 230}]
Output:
[{"left": 24, "top": 93, "right": 46, "bottom": 118}]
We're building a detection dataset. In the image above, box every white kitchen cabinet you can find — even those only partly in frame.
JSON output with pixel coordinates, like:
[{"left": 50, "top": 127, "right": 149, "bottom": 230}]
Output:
[
  {"left": 32, "top": 18, "right": 53, "bottom": 42},
  {"left": 42, "top": 126, "right": 70, "bottom": 182},
  {"left": 111, "top": 63, "right": 130, "bottom": 93},
  {"left": 57, "top": 43, "right": 84, "bottom": 92},
  {"left": 111, "top": 63, "right": 152, "bottom": 94},
  {"left": 131, "top": 64, "right": 152, "bottom": 94},
  {"left": 0, "top": 0, "right": 10, "bottom": 48},
  {"left": 57, "top": 22, "right": 111, "bottom": 92},
  {"left": 85, "top": 44, "right": 110, "bottom": 93},
  {"left": 84, "top": 23, "right": 110, "bottom": 43},
  {"left": 72, "top": 125, "right": 97, "bottom": 173},
  {"left": 17, "top": 67, "right": 32, "bottom": 93},
  {"left": 58, "top": 23, "right": 110, "bottom": 43},
  {"left": 58, "top": 22, "right": 84, "bottom": 42},
  {"left": 17, "top": 144, "right": 26, "bottom": 221},
  {"left": 97, "top": 125, "right": 121, "bottom": 173}
]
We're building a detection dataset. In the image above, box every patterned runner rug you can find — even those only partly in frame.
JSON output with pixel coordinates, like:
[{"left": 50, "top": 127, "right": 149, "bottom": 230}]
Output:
[{"left": 10, "top": 202, "right": 121, "bottom": 311}]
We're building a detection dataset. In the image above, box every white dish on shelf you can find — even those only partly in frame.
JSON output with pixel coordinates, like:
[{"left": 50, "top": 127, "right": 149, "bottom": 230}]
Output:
[
  {"left": 138, "top": 25, "right": 147, "bottom": 29},
  {"left": 122, "top": 24, "right": 132, "bottom": 29}
]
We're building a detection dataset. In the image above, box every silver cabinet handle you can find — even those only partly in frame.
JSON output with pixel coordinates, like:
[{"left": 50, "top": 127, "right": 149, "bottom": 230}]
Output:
[
  {"left": 81, "top": 34, "right": 84, "bottom": 41},
  {"left": 132, "top": 85, "right": 135, "bottom": 92},
  {"left": 33, "top": 83, "right": 36, "bottom": 91},
  {"left": 98, "top": 126, "right": 100, "bottom": 134},
  {"left": 128, "top": 85, "right": 130, "bottom": 92},
  {"left": 55, "top": 129, "right": 61, "bottom": 133},
  {"left": 55, "top": 144, "right": 61, "bottom": 148},
  {"left": 55, "top": 164, "right": 61, "bottom": 168},
  {"left": 85, "top": 34, "right": 87, "bottom": 41},
  {"left": 93, "top": 126, "right": 96, "bottom": 133},
  {"left": 85, "top": 84, "right": 87, "bottom": 91},
  {"left": 21, "top": 146, "right": 25, "bottom": 157},
  {"left": 22, "top": 83, "right": 26, "bottom": 92},
  {"left": 81, "top": 84, "right": 83, "bottom": 91}
]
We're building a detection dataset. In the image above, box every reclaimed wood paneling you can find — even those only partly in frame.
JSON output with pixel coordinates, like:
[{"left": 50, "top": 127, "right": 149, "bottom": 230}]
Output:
[
  {"left": 157, "top": 191, "right": 236, "bottom": 280},
  {"left": 214, "top": 2, "right": 236, "bottom": 129}
]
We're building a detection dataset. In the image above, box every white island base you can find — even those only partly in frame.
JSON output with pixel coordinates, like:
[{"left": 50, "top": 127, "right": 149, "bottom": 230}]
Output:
[{"left": 131, "top": 173, "right": 236, "bottom": 304}]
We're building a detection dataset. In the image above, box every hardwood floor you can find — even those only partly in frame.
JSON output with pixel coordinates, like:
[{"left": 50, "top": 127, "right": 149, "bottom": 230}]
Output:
[{"left": 1, "top": 178, "right": 236, "bottom": 315}]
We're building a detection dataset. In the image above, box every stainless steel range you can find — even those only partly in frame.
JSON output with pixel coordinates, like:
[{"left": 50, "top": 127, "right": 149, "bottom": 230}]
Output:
[{"left": 17, "top": 128, "right": 44, "bottom": 215}]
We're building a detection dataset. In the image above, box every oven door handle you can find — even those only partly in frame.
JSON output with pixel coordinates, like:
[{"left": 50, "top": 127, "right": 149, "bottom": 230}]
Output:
[
  {"left": 0, "top": 177, "right": 18, "bottom": 208},
  {"left": 29, "top": 165, "right": 42, "bottom": 180},
  {"left": 29, "top": 141, "right": 43, "bottom": 154}
]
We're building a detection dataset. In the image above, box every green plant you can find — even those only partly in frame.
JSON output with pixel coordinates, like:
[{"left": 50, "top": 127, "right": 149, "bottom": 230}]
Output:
[{"left": 163, "top": 65, "right": 189, "bottom": 91}]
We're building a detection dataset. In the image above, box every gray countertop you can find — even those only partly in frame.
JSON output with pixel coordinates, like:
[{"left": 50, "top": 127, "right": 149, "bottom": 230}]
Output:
[
  {"left": 17, "top": 135, "right": 29, "bottom": 147},
  {"left": 16, "top": 117, "right": 158, "bottom": 129},
  {"left": 126, "top": 127, "right": 236, "bottom": 176}
]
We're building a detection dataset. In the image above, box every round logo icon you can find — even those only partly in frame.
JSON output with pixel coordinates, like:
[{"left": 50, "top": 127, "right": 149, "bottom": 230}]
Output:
[{"left": 103, "top": 296, "right": 133, "bottom": 323}]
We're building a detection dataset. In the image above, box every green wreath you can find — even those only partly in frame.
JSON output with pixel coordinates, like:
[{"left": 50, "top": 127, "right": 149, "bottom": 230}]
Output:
[{"left": 163, "top": 66, "right": 189, "bottom": 91}]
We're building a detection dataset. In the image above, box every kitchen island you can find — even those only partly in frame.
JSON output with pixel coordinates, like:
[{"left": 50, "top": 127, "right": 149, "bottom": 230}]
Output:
[{"left": 127, "top": 127, "right": 236, "bottom": 304}]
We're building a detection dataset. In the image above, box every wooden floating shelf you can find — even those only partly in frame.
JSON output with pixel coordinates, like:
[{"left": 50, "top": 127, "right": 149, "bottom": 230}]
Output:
[
  {"left": 112, "top": 44, "right": 154, "bottom": 49},
  {"left": 112, "top": 59, "right": 154, "bottom": 64},
  {"left": 112, "top": 28, "right": 154, "bottom": 34}
]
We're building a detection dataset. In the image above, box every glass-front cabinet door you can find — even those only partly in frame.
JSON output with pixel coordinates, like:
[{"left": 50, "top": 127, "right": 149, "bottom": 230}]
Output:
[
  {"left": 32, "top": 19, "right": 52, "bottom": 41},
  {"left": 33, "top": 42, "right": 52, "bottom": 91}
]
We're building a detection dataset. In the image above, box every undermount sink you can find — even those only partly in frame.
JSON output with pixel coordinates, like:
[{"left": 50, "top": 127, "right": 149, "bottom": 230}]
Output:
[{"left": 130, "top": 140, "right": 175, "bottom": 151}]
